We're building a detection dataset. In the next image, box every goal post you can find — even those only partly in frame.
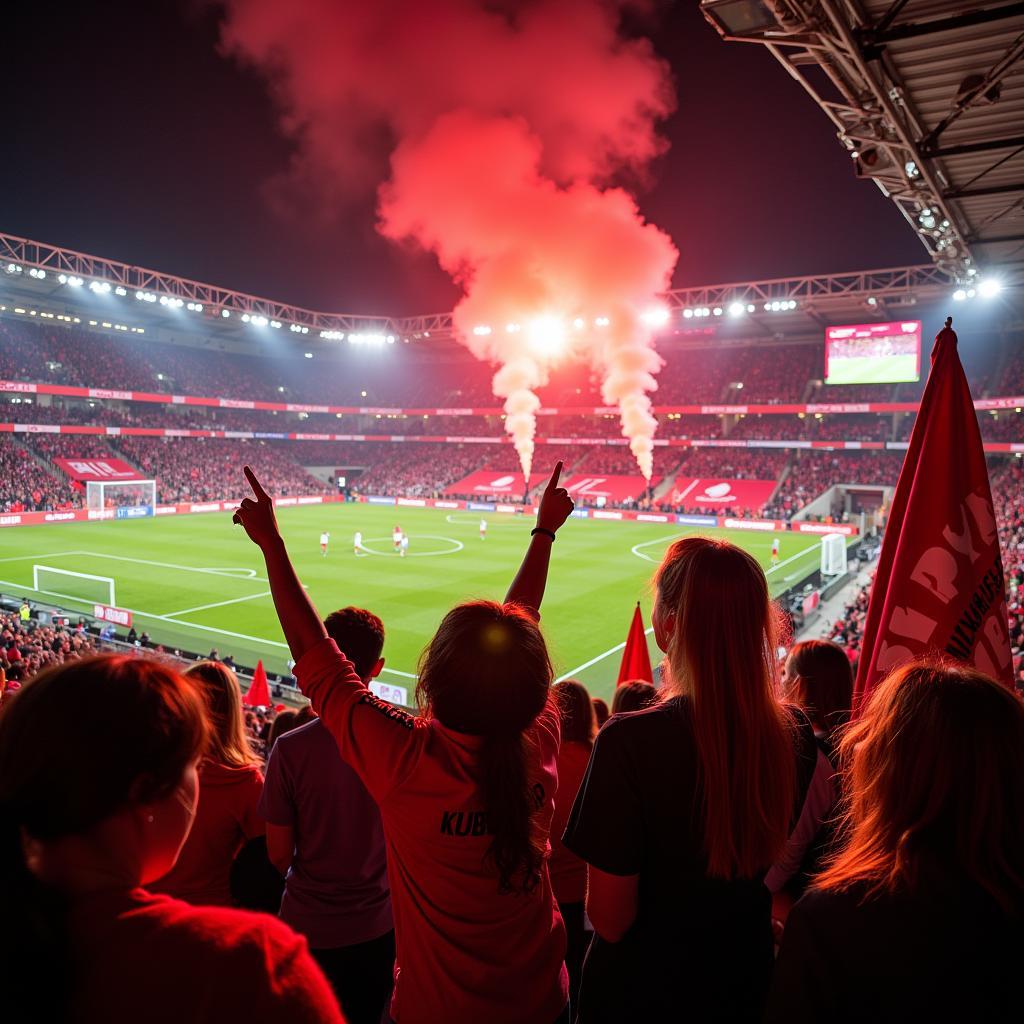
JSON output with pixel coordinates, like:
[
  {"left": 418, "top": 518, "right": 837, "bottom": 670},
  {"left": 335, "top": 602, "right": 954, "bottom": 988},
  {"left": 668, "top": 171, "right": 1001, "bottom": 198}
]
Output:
[
  {"left": 86, "top": 479, "right": 157, "bottom": 517},
  {"left": 33, "top": 565, "right": 116, "bottom": 607},
  {"left": 820, "top": 533, "right": 847, "bottom": 576}
]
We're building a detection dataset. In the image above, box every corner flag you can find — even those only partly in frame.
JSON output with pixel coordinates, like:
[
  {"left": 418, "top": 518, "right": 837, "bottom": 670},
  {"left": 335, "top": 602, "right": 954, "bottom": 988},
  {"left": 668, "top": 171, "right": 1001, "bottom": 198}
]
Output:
[
  {"left": 854, "top": 318, "right": 1012, "bottom": 711},
  {"left": 243, "top": 659, "right": 272, "bottom": 707},
  {"left": 617, "top": 602, "right": 654, "bottom": 685}
]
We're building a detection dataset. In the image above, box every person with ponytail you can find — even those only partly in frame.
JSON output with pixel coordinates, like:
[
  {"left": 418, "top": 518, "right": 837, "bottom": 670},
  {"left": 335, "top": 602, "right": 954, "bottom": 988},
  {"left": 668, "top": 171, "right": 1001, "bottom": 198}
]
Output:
[
  {"left": 0, "top": 655, "right": 343, "bottom": 1024},
  {"left": 767, "top": 660, "right": 1024, "bottom": 1022},
  {"left": 232, "top": 463, "right": 575, "bottom": 1024},
  {"left": 563, "top": 536, "right": 817, "bottom": 1021}
]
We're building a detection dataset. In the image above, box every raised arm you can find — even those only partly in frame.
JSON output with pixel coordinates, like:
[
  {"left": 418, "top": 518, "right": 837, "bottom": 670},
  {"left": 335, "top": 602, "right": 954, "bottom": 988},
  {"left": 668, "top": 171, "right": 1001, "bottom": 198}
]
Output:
[
  {"left": 232, "top": 466, "right": 327, "bottom": 661},
  {"left": 505, "top": 461, "right": 575, "bottom": 613}
]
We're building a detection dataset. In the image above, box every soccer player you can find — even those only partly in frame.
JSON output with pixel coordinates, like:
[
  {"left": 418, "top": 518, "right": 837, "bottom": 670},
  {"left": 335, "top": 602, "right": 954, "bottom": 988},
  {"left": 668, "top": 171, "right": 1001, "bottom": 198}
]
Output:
[
  {"left": 354, "top": 530, "right": 363, "bottom": 556},
  {"left": 392, "top": 524, "right": 403, "bottom": 553},
  {"left": 771, "top": 536, "right": 781, "bottom": 566},
  {"left": 479, "top": 517, "right": 488, "bottom": 541},
  {"left": 320, "top": 530, "right": 330, "bottom": 557},
  {"left": 400, "top": 534, "right": 409, "bottom": 558}
]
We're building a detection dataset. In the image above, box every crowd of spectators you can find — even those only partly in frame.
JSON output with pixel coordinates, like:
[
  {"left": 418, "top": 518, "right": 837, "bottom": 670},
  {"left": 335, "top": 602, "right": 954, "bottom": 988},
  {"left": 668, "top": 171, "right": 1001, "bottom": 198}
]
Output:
[
  {"left": 769, "top": 452, "right": 904, "bottom": 519},
  {"left": 0, "top": 610, "right": 99, "bottom": 693},
  {"left": 1, "top": 390, "right": 1023, "bottom": 1024},
  {"left": 110, "top": 438, "right": 332, "bottom": 504},
  {"left": 0, "top": 436, "right": 78, "bottom": 513}
]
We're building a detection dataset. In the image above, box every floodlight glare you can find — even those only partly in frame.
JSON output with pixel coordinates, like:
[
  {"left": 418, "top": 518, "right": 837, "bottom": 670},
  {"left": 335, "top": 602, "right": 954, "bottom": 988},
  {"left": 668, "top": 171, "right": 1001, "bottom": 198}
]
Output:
[{"left": 978, "top": 278, "right": 1002, "bottom": 299}]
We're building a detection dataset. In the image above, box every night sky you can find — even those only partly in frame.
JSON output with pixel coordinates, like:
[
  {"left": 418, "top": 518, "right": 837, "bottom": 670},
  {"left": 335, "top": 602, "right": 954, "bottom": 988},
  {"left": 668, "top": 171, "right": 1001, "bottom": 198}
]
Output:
[{"left": 2, "top": 0, "right": 925, "bottom": 316}]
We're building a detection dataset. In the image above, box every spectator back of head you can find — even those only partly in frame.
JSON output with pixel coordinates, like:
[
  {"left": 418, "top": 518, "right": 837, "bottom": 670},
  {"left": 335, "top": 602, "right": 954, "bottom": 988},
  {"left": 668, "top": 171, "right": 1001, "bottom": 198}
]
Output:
[
  {"left": 784, "top": 639, "right": 853, "bottom": 735},
  {"left": 611, "top": 680, "right": 659, "bottom": 715},
  {"left": 184, "top": 661, "right": 259, "bottom": 769},
  {"left": 553, "top": 679, "right": 597, "bottom": 747},
  {"left": 324, "top": 606, "right": 385, "bottom": 683}
]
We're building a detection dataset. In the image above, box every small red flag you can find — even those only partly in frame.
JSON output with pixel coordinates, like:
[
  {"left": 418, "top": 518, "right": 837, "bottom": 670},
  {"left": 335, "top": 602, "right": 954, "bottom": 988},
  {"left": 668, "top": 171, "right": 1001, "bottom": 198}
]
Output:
[
  {"left": 854, "top": 318, "right": 1013, "bottom": 711},
  {"left": 617, "top": 603, "right": 653, "bottom": 685},
  {"left": 243, "top": 659, "right": 271, "bottom": 707}
]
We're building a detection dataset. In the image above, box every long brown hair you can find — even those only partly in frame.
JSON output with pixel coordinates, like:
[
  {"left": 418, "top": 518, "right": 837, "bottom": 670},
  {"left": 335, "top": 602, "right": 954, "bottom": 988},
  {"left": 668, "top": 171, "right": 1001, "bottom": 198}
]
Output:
[
  {"left": 817, "top": 660, "right": 1024, "bottom": 913},
  {"left": 184, "top": 661, "right": 260, "bottom": 769},
  {"left": 417, "top": 600, "right": 552, "bottom": 895},
  {"left": 0, "top": 656, "right": 207, "bottom": 1021},
  {"left": 655, "top": 536, "right": 796, "bottom": 878},
  {"left": 554, "top": 679, "right": 597, "bottom": 748},
  {"left": 784, "top": 639, "right": 853, "bottom": 735}
]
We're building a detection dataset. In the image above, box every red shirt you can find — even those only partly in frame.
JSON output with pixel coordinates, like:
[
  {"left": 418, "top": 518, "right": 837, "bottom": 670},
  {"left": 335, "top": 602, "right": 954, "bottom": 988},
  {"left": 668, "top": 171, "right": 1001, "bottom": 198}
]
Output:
[
  {"left": 295, "top": 637, "right": 568, "bottom": 1024},
  {"left": 151, "top": 759, "right": 264, "bottom": 905},
  {"left": 548, "top": 740, "right": 592, "bottom": 905},
  {"left": 69, "top": 887, "right": 344, "bottom": 1023}
]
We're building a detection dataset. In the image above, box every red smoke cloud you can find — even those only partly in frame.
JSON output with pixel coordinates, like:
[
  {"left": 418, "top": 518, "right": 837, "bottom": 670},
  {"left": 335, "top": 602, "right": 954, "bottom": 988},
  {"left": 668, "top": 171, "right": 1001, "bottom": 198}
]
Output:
[{"left": 219, "top": 0, "right": 678, "bottom": 479}]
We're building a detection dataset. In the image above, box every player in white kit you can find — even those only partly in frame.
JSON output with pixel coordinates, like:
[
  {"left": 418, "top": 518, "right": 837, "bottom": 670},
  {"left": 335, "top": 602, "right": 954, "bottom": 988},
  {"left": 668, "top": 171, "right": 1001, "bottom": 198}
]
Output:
[
  {"left": 392, "top": 524, "right": 403, "bottom": 553},
  {"left": 479, "top": 517, "right": 488, "bottom": 540},
  {"left": 400, "top": 533, "right": 410, "bottom": 558},
  {"left": 320, "top": 530, "right": 330, "bottom": 557},
  {"left": 353, "top": 530, "right": 363, "bottom": 555},
  {"left": 771, "top": 536, "right": 780, "bottom": 566}
]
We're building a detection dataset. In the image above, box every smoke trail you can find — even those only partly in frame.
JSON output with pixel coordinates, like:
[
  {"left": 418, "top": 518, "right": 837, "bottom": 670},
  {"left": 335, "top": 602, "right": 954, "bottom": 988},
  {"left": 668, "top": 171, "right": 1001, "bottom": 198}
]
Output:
[{"left": 218, "top": 0, "right": 678, "bottom": 479}]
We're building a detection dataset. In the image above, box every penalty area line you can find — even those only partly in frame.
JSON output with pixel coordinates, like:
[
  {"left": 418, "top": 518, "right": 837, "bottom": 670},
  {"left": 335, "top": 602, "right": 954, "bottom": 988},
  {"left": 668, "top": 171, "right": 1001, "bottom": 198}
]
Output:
[
  {"left": 162, "top": 591, "right": 273, "bottom": 618},
  {"left": 556, "top": 628, "right": 655, "bottom": 683}
]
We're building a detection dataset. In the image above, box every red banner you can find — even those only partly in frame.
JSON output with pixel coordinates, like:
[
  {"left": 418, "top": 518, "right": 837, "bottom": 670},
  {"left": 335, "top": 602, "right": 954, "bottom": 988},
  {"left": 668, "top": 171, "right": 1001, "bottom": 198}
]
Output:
[
  {"left": 564, "top": 475, "right": 661, "bottom": 504},
  {"left": 53, "top": 458, "right": 144, "bottom": 482},
  {"left": 668, "top": 477, "right": 778, "bottom": 512},
  {"left": 854, "top": 323, "right": 1013, "bottom": 708},
  {"left": 443, "top": 471, "right": 531, "bottom": 497}
]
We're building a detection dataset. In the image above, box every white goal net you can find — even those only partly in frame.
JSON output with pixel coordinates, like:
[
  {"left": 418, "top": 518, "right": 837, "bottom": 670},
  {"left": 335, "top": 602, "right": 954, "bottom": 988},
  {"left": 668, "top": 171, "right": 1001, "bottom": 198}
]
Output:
[
  {"left": 33, "top": 565, "right": 116, "bottom": 607},
  {"left": 86, "top": 479, "right": 157, "bottom": 514}
]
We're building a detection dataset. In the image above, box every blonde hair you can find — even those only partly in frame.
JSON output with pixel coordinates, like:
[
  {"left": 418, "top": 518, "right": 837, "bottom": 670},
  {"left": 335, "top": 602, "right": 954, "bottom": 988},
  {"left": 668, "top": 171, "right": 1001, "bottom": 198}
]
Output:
[
  {"left": 184, "top": 661, "right": 260, "bottom": 769},
  {"left": 655, "top": 536, "right": 796, "bottom": 878}
]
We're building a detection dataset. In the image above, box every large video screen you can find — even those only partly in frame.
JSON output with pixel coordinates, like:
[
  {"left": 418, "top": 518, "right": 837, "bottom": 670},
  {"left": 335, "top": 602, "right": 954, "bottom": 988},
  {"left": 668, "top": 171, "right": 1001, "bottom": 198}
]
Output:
[{"left": 824, "top": 320, "right": 921, "bottom": 385}]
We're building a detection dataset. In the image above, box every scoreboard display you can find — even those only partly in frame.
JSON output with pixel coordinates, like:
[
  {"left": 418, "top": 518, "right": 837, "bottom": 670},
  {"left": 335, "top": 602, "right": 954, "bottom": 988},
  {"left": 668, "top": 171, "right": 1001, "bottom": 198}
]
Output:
[{"left": 825, "top": 320, "right": 921, "bottom": 385}]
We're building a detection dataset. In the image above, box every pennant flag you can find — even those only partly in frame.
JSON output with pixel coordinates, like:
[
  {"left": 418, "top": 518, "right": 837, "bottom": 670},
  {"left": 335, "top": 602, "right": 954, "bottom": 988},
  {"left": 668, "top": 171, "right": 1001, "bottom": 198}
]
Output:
[
  {"left": 854, "top": 318, "right": 1013, "bottom": 711},
  {"left": 617, "top": 602, "right": 653, "bottom": 685},
  {"left": 243, "top": 659, "right": 271, "bottom": 707}
]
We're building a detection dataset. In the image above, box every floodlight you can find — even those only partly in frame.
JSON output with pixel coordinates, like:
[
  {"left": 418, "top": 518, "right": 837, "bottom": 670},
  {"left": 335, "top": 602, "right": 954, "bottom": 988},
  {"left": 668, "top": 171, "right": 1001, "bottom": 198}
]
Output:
[
  {"left": 953, "top": 289, "right": 967, "bottom": 301},
  {"left": 728, "top": 301, "right": 745, "bottom": 317},
  {"left": 978, "top": 279, "right": 1002, "bottom": 299}
]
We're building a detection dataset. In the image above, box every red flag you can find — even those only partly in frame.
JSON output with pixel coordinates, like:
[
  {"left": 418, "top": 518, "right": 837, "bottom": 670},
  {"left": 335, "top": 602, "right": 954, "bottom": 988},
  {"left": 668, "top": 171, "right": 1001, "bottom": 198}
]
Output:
[
  {"left": 617, "top": 603, "right": 653, "bottom": 685},
  {"left": 243, "top": 659, "right": 271, "bottom": 707},
  {"left": 854, "top": 318, "right": 1013, "bottom": 711}
]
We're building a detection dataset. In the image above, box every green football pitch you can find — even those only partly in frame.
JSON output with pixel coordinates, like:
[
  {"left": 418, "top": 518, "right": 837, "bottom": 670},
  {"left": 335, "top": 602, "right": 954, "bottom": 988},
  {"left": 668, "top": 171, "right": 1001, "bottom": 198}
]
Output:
[
  {"left": 825, "top": 353, "right": 919, "bottom": 385},
  {"left": 0, "top": 505, "right": 828, "bottom": 703}
]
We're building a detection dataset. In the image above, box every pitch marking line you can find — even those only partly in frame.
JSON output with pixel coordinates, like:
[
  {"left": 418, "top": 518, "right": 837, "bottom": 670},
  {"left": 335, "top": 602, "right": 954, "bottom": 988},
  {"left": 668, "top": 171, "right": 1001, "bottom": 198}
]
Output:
[
  {"left": 358, "top": 535, "right": 464, "bottom": 558},
  {"left": 445, "top": 513, "right": 520, "bottom": 528},
  {"left": 163, "top": 591, "right": 273, "bottom": 618},
  {"left": 68, "top": 551, "right": 269, "bottom": 582},
  {"left": 630, "top": 533, "right": 814, "bottom": 576},
  {"left": 556, "top": 628, "right": 656, "bottom": 683},
  {"left": 380, "top": 667, "right": 418, "bottom": 680},
  {"left": 0, "top": 551, "right": 84, "bottom": 564}
]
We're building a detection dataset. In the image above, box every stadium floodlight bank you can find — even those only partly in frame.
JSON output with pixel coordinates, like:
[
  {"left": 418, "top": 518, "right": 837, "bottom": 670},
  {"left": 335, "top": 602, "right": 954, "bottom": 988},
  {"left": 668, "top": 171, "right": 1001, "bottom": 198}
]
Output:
[
  {"left": 33, "top": 565, "right": 116, "bottom": 607},
  {"left": 86, "top": 479, "right": 157, "bottom": 518}
]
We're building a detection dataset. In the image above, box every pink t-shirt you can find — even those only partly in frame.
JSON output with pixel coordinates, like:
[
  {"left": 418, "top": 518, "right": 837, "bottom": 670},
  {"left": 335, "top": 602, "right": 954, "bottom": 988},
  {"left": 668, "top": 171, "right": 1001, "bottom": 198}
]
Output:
[
  {"left": 548, "top": 740, "right": 592, "bottom": 905},
  {"left": 295, "top": 637, "right": 568, "bottom": 1024},
  {"left": 151, "top": 759, "right": 264, "bottom": 906}
]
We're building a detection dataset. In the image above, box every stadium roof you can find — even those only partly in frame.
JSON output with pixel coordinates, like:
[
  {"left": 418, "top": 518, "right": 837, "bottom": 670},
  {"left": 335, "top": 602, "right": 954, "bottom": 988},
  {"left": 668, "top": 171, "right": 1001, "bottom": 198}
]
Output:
[
  {"left": 701, "top": 0, "right": 1024, "bottom": 278},
  {"left": 2, "top": 231, "right": 1016, "bottom": 354}
]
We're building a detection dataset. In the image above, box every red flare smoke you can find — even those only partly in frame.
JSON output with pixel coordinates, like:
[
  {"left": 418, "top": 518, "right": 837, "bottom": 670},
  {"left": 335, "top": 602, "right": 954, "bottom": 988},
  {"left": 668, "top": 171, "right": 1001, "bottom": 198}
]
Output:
[{"left": 219, "top": 0, "right": 679, "bottom": 478}]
